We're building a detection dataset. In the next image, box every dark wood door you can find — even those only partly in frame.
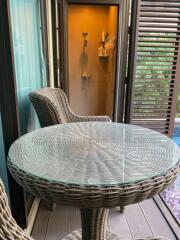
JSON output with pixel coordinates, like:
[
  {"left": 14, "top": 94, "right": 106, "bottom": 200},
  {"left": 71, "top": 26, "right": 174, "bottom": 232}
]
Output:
[{"left": 125, "top": 0, "right": 180, "bottom": 137}]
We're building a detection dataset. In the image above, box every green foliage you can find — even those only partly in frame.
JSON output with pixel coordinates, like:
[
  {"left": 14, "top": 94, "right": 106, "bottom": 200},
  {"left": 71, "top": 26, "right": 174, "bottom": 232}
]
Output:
[{"left": 136, "top": 33, "right": 179, "bottom": 117}]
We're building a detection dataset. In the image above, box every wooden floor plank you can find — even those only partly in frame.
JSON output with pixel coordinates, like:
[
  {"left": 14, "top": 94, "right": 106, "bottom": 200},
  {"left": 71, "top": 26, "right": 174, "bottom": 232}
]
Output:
[
  {"left": 125, "top": 203, "right": 153, "bottom": 239},
  {"left": 32, "top": 202, "right": 176, "bottom": 240},
  {"left": 31, "top": 202, "right": 50, "bottom": 240},
  {"left": 45, "top": 205, "right": 69, "bottom": 240},
  {"left": 140, "top": 199, "right": 176, "bottom": 240},
  {"left": 67, "top": 207, "right": 81, "bottom": 233},
  {"left": 108, "top": 207, "right": 132, "bottom": 239}
]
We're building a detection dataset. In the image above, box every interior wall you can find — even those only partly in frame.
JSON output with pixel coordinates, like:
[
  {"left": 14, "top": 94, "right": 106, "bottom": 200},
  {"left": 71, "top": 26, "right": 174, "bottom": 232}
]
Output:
[{"left": 68, "top": 5, "right": 117, "bottom": 117}]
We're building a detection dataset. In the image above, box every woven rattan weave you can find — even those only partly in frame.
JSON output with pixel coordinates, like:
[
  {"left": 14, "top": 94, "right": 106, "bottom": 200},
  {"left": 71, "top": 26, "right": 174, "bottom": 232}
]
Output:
[
  {"left": 0, "top": 179, "right": 33, "bottom": 240},
  {"left": 30, "top": 88, "right": 111, "bottom": 127},
  {"left": 7, "top": 160, "right": 179, "bottom": 208},
  {"left": 29, "top": 87, "right": 111, "bottom": 210},
  {"left": 7, "top": 122, "right": 180, "bottom": 240},
  {"left": 0, "top": 178, "right": 171, "bottom": 240}
]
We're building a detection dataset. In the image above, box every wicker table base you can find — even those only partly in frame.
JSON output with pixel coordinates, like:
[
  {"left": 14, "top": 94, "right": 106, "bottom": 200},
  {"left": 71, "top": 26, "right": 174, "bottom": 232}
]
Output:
[
  {"left": 61, "top": 208, "right": 169, "bottom": 240},
  {"left": 62, "top": 229, "right": 169, "bottom": 240},
  {"left": 61, "top": 229, "right": 122, "bottom": 240}
]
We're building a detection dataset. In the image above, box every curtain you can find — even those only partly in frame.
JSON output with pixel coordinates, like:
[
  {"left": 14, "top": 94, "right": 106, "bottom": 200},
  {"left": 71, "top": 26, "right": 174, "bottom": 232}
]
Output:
[{"left": 9, "top": 0, "right": 47, "bottom": 134}]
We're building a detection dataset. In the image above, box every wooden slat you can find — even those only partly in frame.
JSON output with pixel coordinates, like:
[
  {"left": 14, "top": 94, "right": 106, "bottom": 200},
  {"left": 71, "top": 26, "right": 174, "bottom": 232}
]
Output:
[
  {"left": 139, "top": 27, "right": 180, "bottom": 34},
  {"left": 133, "top": 95, "right": 173, "bottom": 98},
  {"left": 130, "top": 1, "right": 180, "bottom": 137},
  {"left": 137, "top": 73, "right": 175, "bottom": 77},
  {"left": 125, "top": 204, "right": 153, "bottom": 239},
  {"left": 108, "top": 207, "right": 132, "bottom": 239},
  {"left": 31, "top": 203, "right": 177, "bottom": 239},
  {"left": 138, "top": 47, "right": 178, "bottom": 53},
  {"left": 134, "top": 92, "right": 172, "bottom": 95},
  {"left": 135, "top": 87, "right": 172, "bottom": 91},
  {"left": 133, "top": 99, "right": 172, "bottom": 103},
  {"left": 133, "top": 104, "right": 170, "bottom": 107},
  {"left": 136, "top": 66, "right": 174, "bottom": 69},
  {"left": 137, "top": 61, "right": 176, "bottom": 65},
  {"left": 141, "top": 2, "right": 180, "bottom": 8},
  {"left": 67, "top": 207, "right": 81, "bottom": 233},
  {"left": 140, "top": 12, "right": 180, "bottom": 18},
  {"left": 140, "top": 200, "right": 176, "bottom": 240},
  {"left": 133, "top": 125, "right": 169, "bottom": 130},
  {"left": 135, "top": 77, "right": 175, "bottom": 80},
  {"left": 137, "top": 53, "right": 175, "bottom": 57},
  {"left": 138, "top": 34, "right": 179, "bottom": 38},
  {"left": 134, "top": 87, "right": 173, "bottom": 91},
  {"left": 138, "top": 39, "right": 180, "bottom": 43},
  {"left": 132, "top": 114, "right": 171, "bottom": 118},
  {"left": 31, "top": 202, "right": 50, "bottom": 240},
  {"left": 140, "top": 18, "right": 180, "bottom": 24},
  {"left": 141, "top": 7, "right": 180, "bottom": 13},
  {"left": 133, "top": 108, "right": 170, "bottom": 112},
  {"left": 136, "top": 64, "right": 175, "bottom": 68},
  {"left": 138, "top": 43, "right": 177, "bottom": 47},
  {"left": 45, "top": 205, "right": 69, "bottom": 240},
  {"left": 139, "top": 24, "right": 179, "bottom": 29},
  {"left": 132, "top": 119, "right": 168, "bottom": 122}
]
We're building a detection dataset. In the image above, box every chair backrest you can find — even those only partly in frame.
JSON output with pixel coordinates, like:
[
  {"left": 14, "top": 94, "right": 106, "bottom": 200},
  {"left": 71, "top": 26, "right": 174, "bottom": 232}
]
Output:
[
  {"left": 0, "top": 179, "right": 33, "bottom": 239},
  {"left": 30, "top": 88, "right": 72, "bottom": 127}
]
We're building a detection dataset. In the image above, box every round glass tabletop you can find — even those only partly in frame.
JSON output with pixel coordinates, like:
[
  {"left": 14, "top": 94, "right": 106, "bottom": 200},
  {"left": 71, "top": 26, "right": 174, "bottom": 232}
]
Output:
[{"left": 8, "top": 122, "right": 180, "bottom": 186}]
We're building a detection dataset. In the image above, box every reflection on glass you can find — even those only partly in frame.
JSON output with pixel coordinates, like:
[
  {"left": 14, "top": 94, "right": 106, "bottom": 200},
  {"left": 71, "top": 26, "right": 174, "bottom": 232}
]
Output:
[{"left": 161, "top": 125, "right": 180, "bottom": 223}]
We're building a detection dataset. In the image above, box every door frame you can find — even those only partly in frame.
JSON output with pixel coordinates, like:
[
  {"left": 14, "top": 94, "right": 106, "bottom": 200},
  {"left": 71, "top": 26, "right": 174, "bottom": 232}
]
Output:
[
  {"left": 0, "top": 0, "right": 27, "bottom": 228},
  {"left": 57, "top": 0, "right": 130, "bottom": 122},
  {"left": 124, "top": 0, "right": 139, "bottom": 124}
]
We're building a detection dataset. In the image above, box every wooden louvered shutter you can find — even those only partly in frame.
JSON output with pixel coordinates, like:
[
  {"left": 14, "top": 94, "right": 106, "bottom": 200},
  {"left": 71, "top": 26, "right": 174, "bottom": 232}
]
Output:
[{"left": 126, "top": 0, "right": 180, "bottom": 136}]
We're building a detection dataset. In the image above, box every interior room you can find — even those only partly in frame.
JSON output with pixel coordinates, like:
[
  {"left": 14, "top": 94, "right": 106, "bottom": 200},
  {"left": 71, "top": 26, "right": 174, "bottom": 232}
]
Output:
[{"left": 68, "top": 4, "right": 118, "bottom": 118}]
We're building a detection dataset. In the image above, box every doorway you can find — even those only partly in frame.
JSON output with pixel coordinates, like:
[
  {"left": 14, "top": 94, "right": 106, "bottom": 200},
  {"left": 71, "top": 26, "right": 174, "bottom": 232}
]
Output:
[
  {"left": 68, "top": 4, "right": 118, "bottom": 118},
  {"left": 56, "top": 0, "right": 130, "bottom": 122}
]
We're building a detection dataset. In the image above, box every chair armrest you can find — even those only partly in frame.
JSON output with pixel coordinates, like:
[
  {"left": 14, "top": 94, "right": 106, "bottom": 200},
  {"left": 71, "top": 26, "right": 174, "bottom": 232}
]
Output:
[{"left": 71, "top": 114, "right": 112, "bottom": 122}]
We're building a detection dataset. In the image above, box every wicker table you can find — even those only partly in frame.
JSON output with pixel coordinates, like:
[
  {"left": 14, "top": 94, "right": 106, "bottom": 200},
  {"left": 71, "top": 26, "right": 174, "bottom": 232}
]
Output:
[{"left": 8, "top": 122, "right": 180, "bottom": 240}]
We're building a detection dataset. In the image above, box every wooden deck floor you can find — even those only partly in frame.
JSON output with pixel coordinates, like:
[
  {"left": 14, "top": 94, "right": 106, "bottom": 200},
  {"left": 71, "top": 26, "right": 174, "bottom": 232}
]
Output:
[{"left": 32, "top": 199, "right": 177, "bottom": 240}]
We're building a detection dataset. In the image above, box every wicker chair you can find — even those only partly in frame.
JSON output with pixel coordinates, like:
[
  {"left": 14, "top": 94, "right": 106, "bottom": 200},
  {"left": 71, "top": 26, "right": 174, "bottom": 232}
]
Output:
[
  {"left": 0, "top": 178, "right": 170, "bottom": 240},
  {"left": 29, "top": 87, "right": 112, "bottom": 210},
  {"left": 29, "top": 87, "right": 111, "bottom": 128},
  {"left": 29, "top": 88, "right": 127, "bottom": 213},
  {"left": 0, "top": 178, "right": 33, "bottom": 240}
]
